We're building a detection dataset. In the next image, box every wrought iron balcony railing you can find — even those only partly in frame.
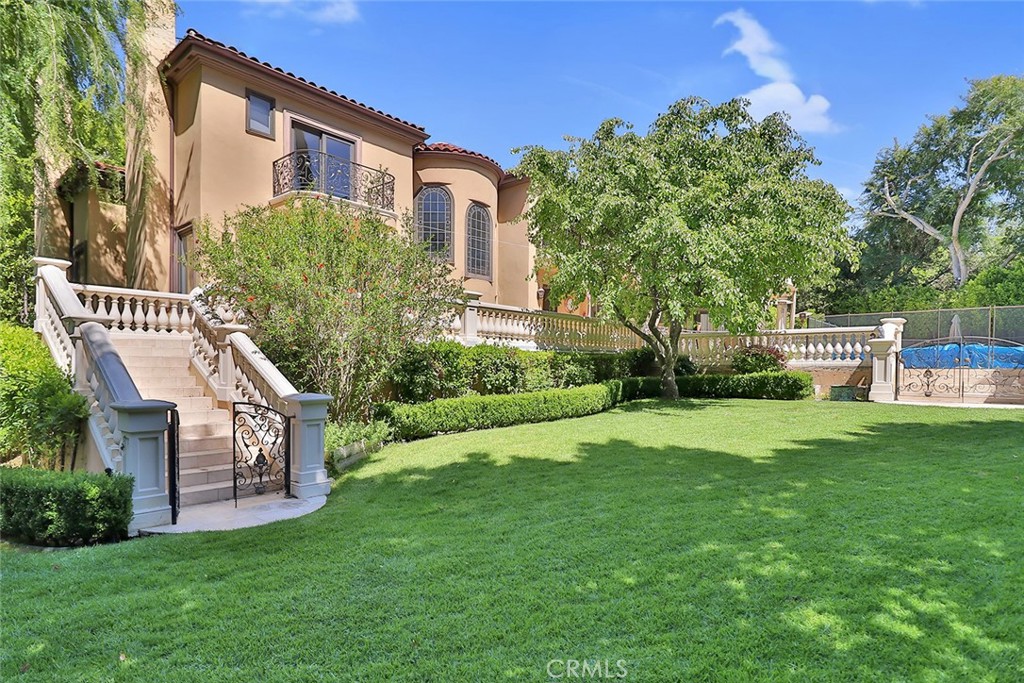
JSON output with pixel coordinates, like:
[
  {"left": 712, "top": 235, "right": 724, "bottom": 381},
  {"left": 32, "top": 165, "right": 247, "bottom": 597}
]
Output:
[{"left": 272, "top": 151, "right": 396, "bottom": 212}]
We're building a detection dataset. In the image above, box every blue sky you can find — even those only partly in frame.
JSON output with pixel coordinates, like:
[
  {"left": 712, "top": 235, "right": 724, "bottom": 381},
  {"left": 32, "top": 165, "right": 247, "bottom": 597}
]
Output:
[{"left": 178, "top": 1, "right": 1023, "bottom": 202}]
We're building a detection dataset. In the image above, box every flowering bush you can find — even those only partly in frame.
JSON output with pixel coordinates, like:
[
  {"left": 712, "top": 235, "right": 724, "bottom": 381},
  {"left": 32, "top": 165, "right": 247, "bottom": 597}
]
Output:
[{"left": 193, "top": 199, "right": 462, "bottom": 420}]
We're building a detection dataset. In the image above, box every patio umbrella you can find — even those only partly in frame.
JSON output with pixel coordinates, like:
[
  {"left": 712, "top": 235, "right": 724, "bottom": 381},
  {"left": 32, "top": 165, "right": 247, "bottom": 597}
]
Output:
[{"left": 949, "top": 314, "right": 962, "bottom": 341}]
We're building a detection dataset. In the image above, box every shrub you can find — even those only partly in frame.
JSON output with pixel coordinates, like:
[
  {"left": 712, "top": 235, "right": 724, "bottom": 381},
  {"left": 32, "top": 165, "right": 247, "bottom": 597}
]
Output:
[
  {"left": 732, "top": 345, "right": 788, "bottom": 374},
  {"left": 0, "top": 467, "right": 133, "bottom": 545},
  {"left": 676, "top": 371, "right": 813, "bottom": 400},
  {"left": 0, "top": 323, "right": 89, "bottom": 468},
  {"left": 521, "top": 351, "right": 556, "bottom": 392},
  {"left": 379, "top": 381, "right": 652, "bottom": 440},
  {"left": 325, "top": 419, "right": 393, "bottom": 454},
  {"left": 390, "top": 340, "right": 470, "bottom": 403},
  {"left": 465, "top": 345, "right": 527, "bottom": 395},
  {"left": 550, "top": 352, "right": 596, "bottom": 388}
]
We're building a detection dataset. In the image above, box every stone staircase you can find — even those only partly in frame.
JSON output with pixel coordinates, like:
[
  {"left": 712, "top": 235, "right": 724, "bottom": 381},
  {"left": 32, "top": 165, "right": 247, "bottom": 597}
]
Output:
[{"left": 111, "top": 334, "right": 235, "bottom": 506}]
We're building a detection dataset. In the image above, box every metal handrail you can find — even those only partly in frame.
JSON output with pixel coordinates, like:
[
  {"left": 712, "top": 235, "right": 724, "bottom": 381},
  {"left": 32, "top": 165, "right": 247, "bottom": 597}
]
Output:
[{"left": 272, "top": 150, "right": 396, "bottom": 212}]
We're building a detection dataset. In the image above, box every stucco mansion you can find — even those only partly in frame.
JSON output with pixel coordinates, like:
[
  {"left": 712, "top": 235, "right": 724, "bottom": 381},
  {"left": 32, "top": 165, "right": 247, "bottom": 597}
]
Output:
[{"left": 36, "top": 15, "right": 572, "bottom": 314}]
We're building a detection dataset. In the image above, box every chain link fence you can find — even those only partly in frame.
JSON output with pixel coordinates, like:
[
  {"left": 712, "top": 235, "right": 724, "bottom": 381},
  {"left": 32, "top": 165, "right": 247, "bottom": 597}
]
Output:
[{"left": 811, "top": 306, "right": 1024, "bottom": 344}]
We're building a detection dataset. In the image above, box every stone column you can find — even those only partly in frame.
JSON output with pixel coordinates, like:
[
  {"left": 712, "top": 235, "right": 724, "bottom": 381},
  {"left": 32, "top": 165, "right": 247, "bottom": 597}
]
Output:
[
  {"left": 867, "top": 317, "right": 907, "bottom": 402},
  {"left": 284, "top": 393, "right": 333, "bottom": 500},
  {"left": 112, "top": 399, "right": 176, "bottom": 532}
]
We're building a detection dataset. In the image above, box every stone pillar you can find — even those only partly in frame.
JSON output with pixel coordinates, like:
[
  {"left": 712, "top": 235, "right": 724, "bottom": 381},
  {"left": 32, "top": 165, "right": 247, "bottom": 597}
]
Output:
[
  {"left": 285, "top": 393, "right": 333, "bottom": 500},
  {"left": 112, "top": 399, "right": 176, "bottom": 532},
  {"left": 32, "top": 257, "right": 71, "bottom": 334},
  {"left": 461, "top": 293, "right": 482, "bottom": 346},
  {"left": 867, "top": 317, "right": 907, "bottom": 402}
]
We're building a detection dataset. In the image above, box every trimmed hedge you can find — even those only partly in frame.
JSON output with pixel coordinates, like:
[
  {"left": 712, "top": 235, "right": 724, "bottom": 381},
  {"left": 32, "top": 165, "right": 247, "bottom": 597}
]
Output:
[
  {"left": 389, "top": 342, "right": 681, "bottom": 403},
  {"left": 676, "top": 371, "right": 814, "bottom": 400},
  {"left": 380, "top": 376, "right": 665, "bottom": 440},
  {"left": 380, "top": 371, "right": 810, "bottom": 440},
  {"left": 0, "top": 467, "right": 134, "bottom": 545}
]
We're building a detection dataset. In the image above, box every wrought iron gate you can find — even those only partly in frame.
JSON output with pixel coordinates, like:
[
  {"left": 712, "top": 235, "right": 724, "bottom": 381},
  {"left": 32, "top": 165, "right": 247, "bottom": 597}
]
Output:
[
  {"left": 167, "top": 408, "right": 180, "bottom": 525},
  {"left": 232, "top": 402, "right": 291, "bottom": 506},
  {"left": 897, "top": 337, "right": 1024, "bottom": 404}
]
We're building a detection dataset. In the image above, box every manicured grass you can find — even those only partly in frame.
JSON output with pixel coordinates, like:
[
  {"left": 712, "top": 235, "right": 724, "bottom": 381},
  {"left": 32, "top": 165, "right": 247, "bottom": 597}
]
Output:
[{"left": 2, "top": 400, "right": 1023, "bottom": 681}]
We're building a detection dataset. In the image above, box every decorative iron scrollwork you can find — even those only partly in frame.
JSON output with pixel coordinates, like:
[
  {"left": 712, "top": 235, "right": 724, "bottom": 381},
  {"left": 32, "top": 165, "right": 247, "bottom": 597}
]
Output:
[
  {"left": 233, "top": 403, "right": 291, "bottom": 504},
  {"left": 272, "top": 151, "right": 396, "bottom": 212}
]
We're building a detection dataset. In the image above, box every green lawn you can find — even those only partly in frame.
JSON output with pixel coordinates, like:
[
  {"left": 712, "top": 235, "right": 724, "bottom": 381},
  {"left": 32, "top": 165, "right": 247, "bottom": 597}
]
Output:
[{"left": 3, "top": 400, "right": 1023, "bottom": 681}]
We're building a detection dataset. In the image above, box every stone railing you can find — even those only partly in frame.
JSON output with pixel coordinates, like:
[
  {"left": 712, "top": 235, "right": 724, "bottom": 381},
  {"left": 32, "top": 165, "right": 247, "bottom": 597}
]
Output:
[
  {"left": 74, "top": 283, "right": 192, "bottom": 335},
  {"left": 452, "top": 300, "right": 643, "bottom": 351},
  {"left": 188, "top": 291, "right": 331, "bottom": 500},
  {"left": 679, "top": 326, "right": 880, "bottom": 367},
  {"left": 33, "top": 259, "right": 174, "bottom": 531}
]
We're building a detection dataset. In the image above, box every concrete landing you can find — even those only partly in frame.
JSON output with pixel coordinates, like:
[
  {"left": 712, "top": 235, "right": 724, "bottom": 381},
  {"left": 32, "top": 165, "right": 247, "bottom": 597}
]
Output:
[{"left": 141, "top": 493, "right": 328, "bottom": 534}]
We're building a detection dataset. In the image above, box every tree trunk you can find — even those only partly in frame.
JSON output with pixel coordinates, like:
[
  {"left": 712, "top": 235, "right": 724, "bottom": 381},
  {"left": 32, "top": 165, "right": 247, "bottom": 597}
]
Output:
[
  {"left": 659, "top": 348, "right": 680, "bottom": 400},
  {"left": 949, "top": 238, "right": 969, "bottom": 286}
]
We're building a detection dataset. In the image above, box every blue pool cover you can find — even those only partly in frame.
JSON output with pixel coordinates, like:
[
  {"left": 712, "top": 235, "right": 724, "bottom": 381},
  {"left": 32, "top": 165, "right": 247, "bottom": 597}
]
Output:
[{"left": 901, "top": 343, "right": 1024, "bottom": 369}]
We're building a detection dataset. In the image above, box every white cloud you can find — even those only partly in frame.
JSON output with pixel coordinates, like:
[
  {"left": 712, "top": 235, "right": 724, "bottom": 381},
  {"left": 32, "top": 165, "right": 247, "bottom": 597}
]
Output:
[
  {"left": 714, "top": 9, "right": 841, "bottom": 134},
  {"left": 241, "top": 0, "right": 359, "bottom": 25},
  {"left": 714, "top": 9, "right": 793, "bottom": 82}
]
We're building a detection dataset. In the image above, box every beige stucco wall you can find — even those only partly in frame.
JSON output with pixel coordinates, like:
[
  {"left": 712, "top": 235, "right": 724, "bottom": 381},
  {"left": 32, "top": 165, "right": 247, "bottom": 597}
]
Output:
[
  {"left": 495, "top": 180, "right": 538, "bottom": 309},
  {"left": 414, "top": 155, "right": 502, "bottom": 303},
  {"left": 174, "top": 63, "right": 416, "bottom": 238},
  {"left": 71, "top": 189, "right": 126, "bottom": 286}
]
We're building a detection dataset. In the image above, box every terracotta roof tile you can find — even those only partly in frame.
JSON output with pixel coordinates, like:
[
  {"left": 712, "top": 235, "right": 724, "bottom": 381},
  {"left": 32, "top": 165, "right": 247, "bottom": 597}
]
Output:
[
  {"left": 174, "top": 29, "right": 426, "bottom": 135},
  {"left": 415, "top": 142, "right": 504, "bottom": 172}
]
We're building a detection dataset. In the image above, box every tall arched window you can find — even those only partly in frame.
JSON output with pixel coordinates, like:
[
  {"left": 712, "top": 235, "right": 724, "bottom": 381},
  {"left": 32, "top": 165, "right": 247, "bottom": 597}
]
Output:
[
  {"left": 466, "top": 203, "right": 492, "bottom": 279},
  {"left": 414, "top": 186, "right": 452, "bottom": 260}
]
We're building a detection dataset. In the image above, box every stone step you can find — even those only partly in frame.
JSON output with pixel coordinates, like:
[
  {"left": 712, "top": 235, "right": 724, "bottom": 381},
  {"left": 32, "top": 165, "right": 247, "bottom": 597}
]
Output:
[
  {"left": 109, "top": 334, "right": 191, "bottom": 346},
  {"left": 140, "top": 385, "right": 205, "bottom": 399},
  {"left": 179, "top": 480, "right": 235, "bottom": 507},
  {"left": 177, "top": 447, "right": 232, "bottom": 470},
  {"left": 121, "top": 357, "right": 192, "bottom": 369},
  {"left": 178, "top": 435, "right": 232, "bottom": 455},
  {"left": 178, "top": 462, "right": 234, "bottom": 488},
  {"left": 179, "top": 418, "right": 232, "bottom": 438},
  {"left": 148, "top": 396, "right": 215, "bottom": 412},
  {"left": 115, "top": 344, "right": 192, "bottom": 357},
  {"left": 128, "top": 374, "right": 200, "bottom": 389}
]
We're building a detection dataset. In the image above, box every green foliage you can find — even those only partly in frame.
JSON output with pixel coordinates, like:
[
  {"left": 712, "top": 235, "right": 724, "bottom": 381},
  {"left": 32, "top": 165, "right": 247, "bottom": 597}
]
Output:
[
  {"left": 390, "top": 340, "right": 470, "bottom": 403},
  {"left": 379, "top": 381, "right": 658, "bottom": 441},
  {"left": 676, "top": 371, "right": 814, "bottom": 400},
  {"left": 863, "top": 75, "right": 1024, "bottom": 287},
  {"left": 464, "top": 345, "right": 527, "bottom": 395},
  {"left": 193, "top": 199, "right": 462, "bottom": 421},
  {"left": 732, "top": 346, "right": 788, "bottom": 374},
  {"left": 389, "top": 344, "right": 664, "bottom": 402},
  {"left": 0, "top": 323, "right": 88, "bottom": 469},
  {"left": 0, "top": 0, "right": 156, "bottom": 313},
  {"left": 957, "top": 260, "right": 1024, "bottom": 307},
  {"left": 513, "top": 96, "right": 854, "bottom": 397},
  {"left": 324, "top": 420, "right": 393, "bottom": 454},
  {"left": 0, "top": 467, "right": 133, "bottom": 545}
]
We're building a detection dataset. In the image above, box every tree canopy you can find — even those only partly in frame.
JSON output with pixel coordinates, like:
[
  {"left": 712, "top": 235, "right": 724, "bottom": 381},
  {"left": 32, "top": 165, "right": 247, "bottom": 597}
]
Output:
[
  {"left": 193, "top": 199, "right": 462, "bottom": 421},
  {"left": 512, "top": 97, "right": 855, "bottom": 397},
  {"left": 864, "top": 75, "right": 1024, "bottom": 287}
]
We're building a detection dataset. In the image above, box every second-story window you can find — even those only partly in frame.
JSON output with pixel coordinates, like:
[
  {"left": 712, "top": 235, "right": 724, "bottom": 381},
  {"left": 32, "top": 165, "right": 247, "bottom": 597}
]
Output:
[
  {"left": 415, "top": 186, "right": 453, "bottom": 260},
  {"left": 246, "top": 90, "right": 275, "bottom": 139},
  {"left": 466, "top": 203, "right": 492, "bottom": 279}
]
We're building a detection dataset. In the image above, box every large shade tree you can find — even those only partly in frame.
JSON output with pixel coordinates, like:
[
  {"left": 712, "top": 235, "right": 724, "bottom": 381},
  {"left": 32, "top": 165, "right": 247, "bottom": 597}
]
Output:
[
  {"left": 513, "top": 97, "right": 855, "bottom": 398},
  {"left": 864, "top": 75, "right": 1024, "bottom": 287}
]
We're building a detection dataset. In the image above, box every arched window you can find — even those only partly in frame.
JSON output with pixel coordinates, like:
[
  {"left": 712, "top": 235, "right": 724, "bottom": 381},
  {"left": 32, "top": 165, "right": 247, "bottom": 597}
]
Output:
[
  {"left": 466, "top": 203, "right": 492, "bottom": 279},
  {"left": 414, "top": 186, "right": 452, "bottom": 260}
]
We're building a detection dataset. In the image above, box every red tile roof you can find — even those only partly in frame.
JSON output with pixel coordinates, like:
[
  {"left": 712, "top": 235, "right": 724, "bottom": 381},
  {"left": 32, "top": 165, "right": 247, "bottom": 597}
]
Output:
[
  {"left": 165, "top": 29, "right": 427, "bottom": 139},
  {"left": 414, "top": 142, "right": 506, "bottom": 178}
]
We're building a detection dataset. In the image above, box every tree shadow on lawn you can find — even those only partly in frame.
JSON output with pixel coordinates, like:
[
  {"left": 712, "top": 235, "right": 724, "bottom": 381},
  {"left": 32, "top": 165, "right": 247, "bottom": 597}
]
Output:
[
  {"left": 321, "top": 413, "right": 1023, "bottom": 681},
  {"left": 3, "top": 410, "right": 1022, "bottom": 682}
]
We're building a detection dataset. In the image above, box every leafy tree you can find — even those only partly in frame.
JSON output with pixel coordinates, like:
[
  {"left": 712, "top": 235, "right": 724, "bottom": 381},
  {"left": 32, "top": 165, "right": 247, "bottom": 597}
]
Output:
[
  {"left": 193, "top": 199, "right": 462, "bottom": 421},
  {"left": 512, "top": 97, "right": 855, "bottom": 398},
  {"left": 0, "top": 0, "right": 164, "bottom": 322},
  {"left": 865, "top": 76, "right": 1024, "bottom": 286}
]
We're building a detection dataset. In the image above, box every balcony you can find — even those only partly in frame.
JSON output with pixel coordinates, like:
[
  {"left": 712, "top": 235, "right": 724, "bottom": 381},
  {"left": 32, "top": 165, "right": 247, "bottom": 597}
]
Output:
[{"left": 272, "top": 151, "right": 396, "bottom": 213}]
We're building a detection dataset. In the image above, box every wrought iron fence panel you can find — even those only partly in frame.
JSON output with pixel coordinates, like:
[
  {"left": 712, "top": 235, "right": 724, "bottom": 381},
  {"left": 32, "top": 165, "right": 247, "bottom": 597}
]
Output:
[{"left": 272, "top": 151, "right": 396, "bottom": 212}]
